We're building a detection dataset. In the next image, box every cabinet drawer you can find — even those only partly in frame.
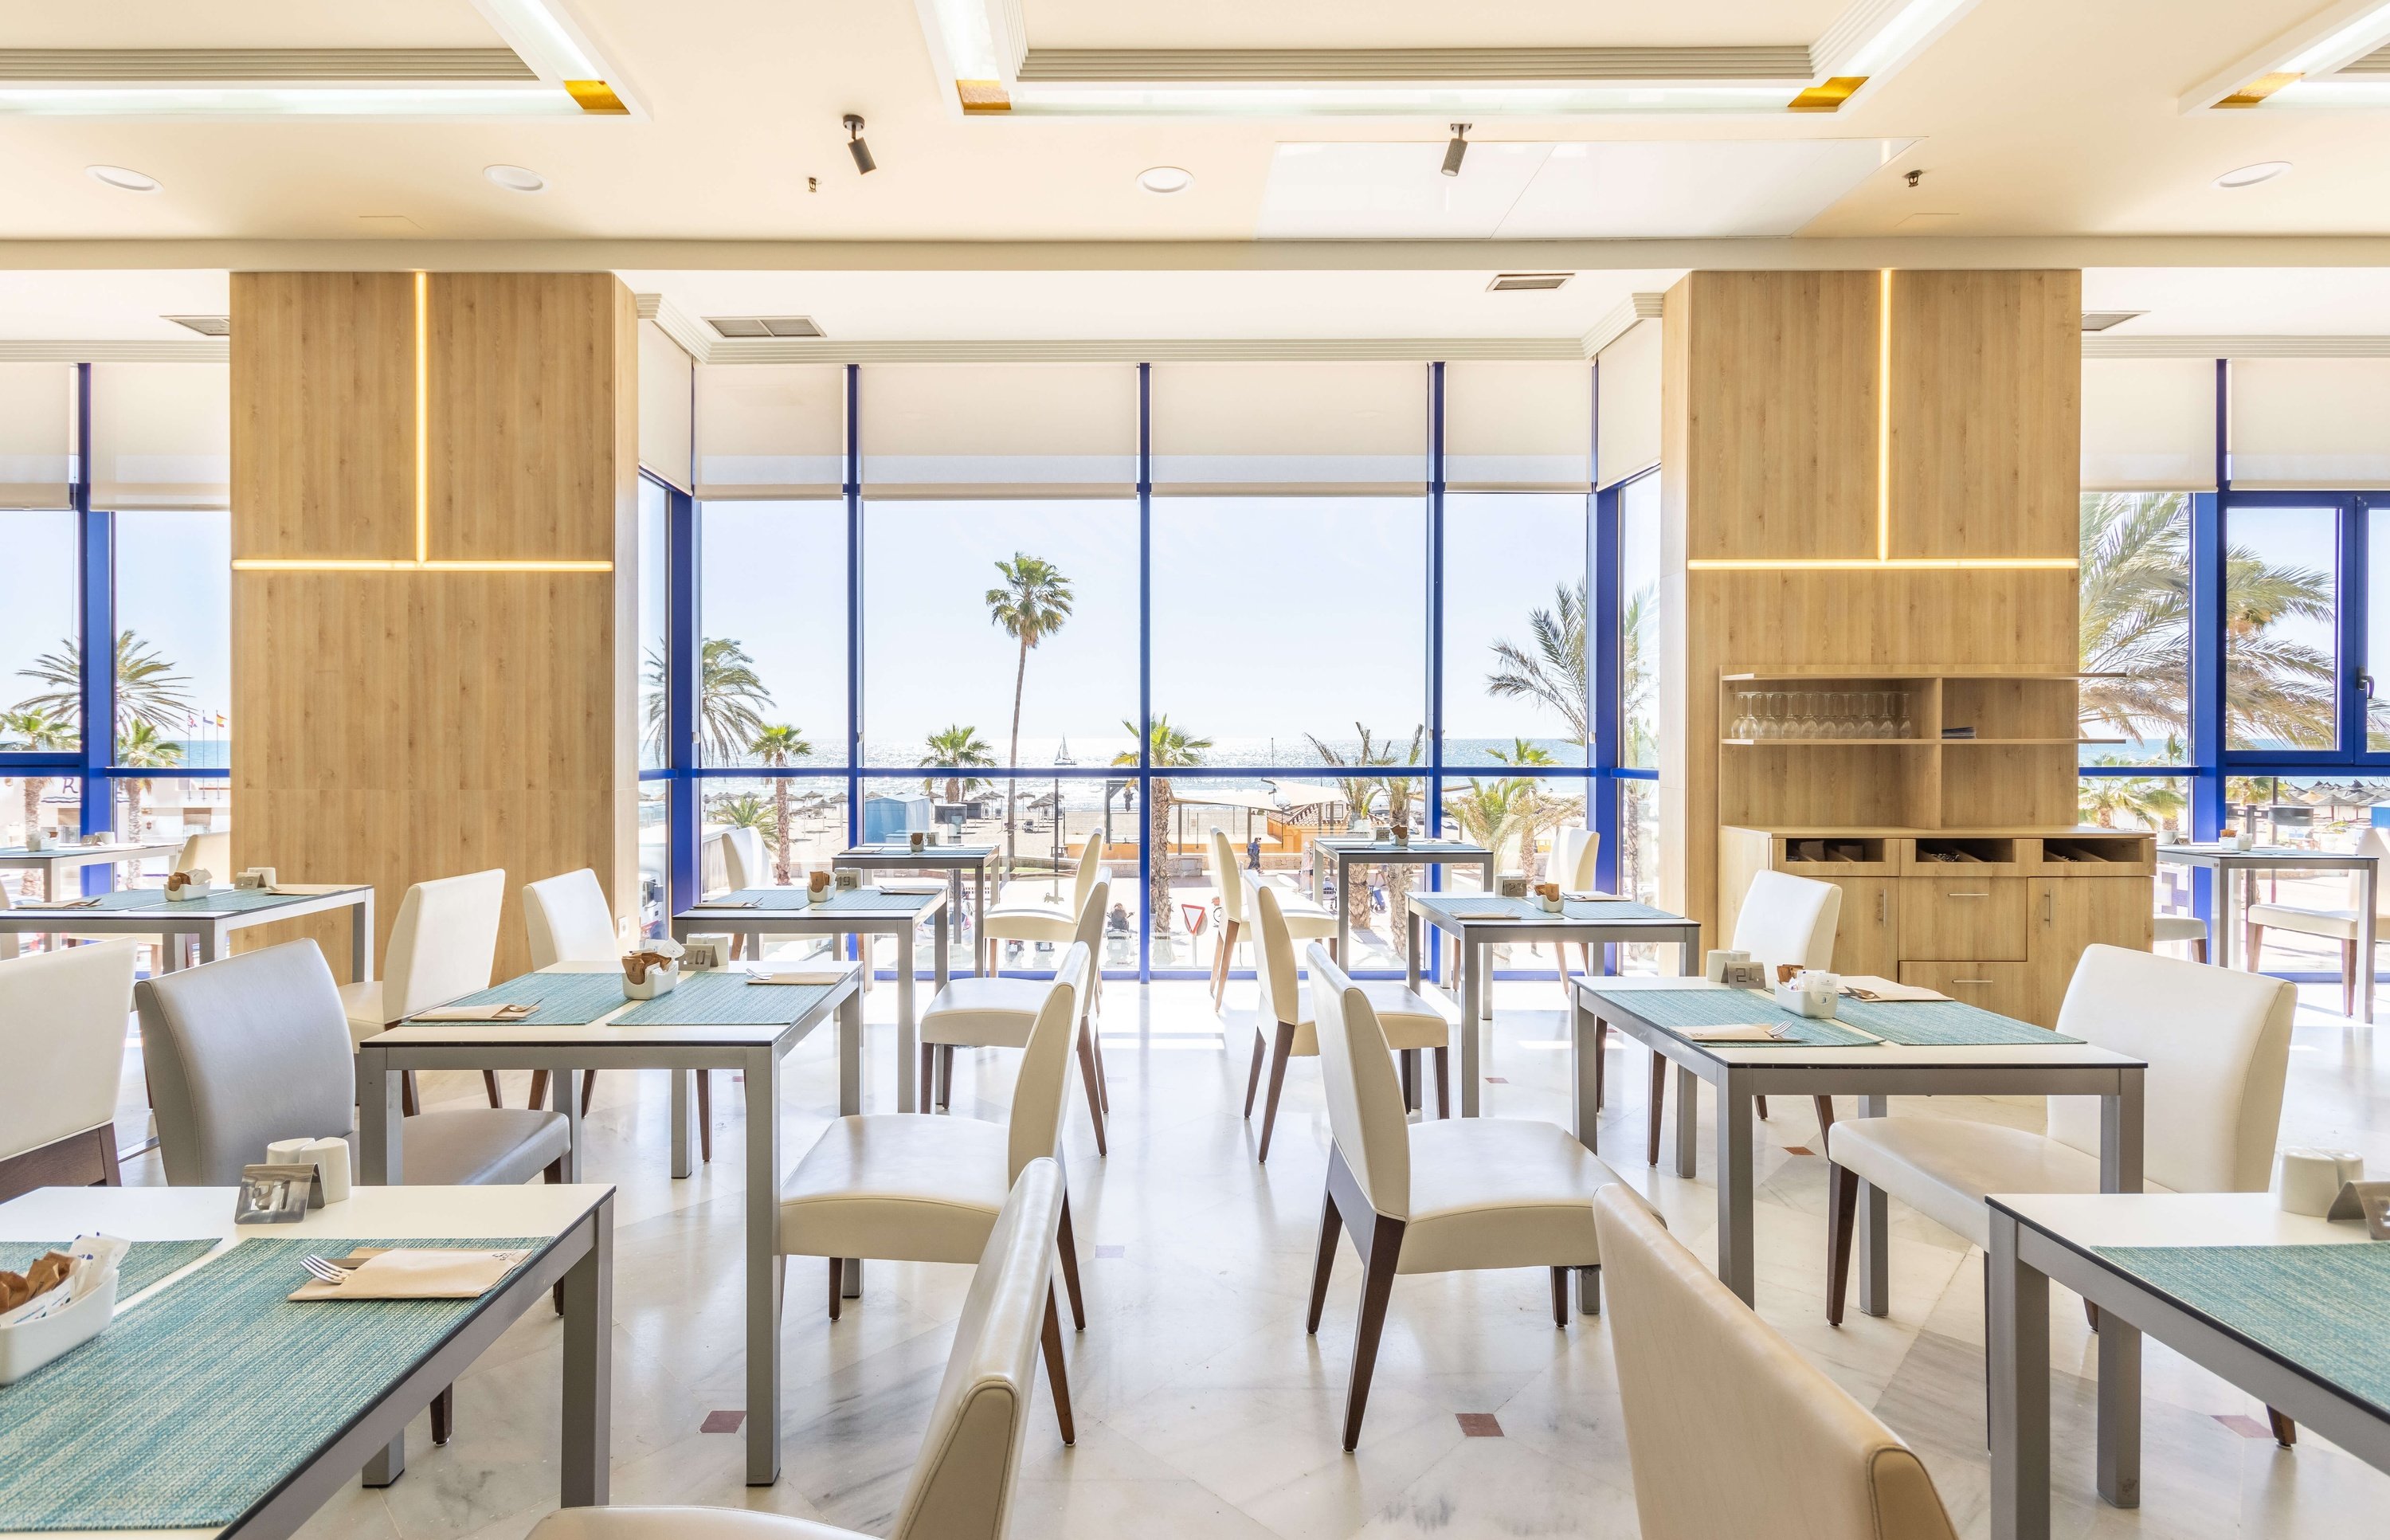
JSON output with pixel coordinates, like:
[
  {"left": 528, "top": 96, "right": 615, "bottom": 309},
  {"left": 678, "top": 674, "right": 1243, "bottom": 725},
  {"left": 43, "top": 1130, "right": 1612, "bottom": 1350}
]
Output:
[
  {"left": 1898, "top": 876, "right": 2028, "bottom": 960},
  {"left": 1898, "top": 962, "right": 2043, "bottom": 1025}
]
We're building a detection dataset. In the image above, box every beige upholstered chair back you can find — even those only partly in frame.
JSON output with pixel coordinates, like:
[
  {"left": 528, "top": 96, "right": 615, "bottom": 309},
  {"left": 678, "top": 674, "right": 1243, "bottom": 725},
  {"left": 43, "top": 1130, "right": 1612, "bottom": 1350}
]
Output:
[
  {"left": 525, "top": 868, "right": 620, "bottom": 970},
  {"left": 1557, "top": 826, "right": 1601, "bottom": 891},
  {"left": 1732, "top": 870, "right": 1843, "bottom": 974},
  {"left": 173, "top": 831, "right": 231, "bottom": 876},
  {"left": 1066, "top": 837, "right": 1103, "bottom": 918},
  {"left": 0, "top": 940, "right": 136, "bottom": 1163},
  {"left": 1208, "top": 828, "right": 1245, "bottom": 924},
  {"left": 1252, "top": 882, "right": 1302, "bottom": 1025},
  {"left": 380, "top": 868, "right": 507, "bottom": 1024},
  {"left": 1307, "top": 942, "right": 1410, "bottom": 1221},
  {"left": 891, "top": 1158, "right": 1063, "bottom": 1540},
  {"left": 2350, "top": 829, "right": 2390, "bottom": 917},
  {"left": 2047, "top": 944, "right": 2295, "bottom": 1193},
  {"left": 1592, "top": 1186, "right": 1957, "bottom": 1540},
  {"left": 137, "top": 940, "right": 358, "bottom": 1186},
  {"left": 0, "top": 880, "right": 17, "bottom": 961},
  {"left": 720, "top": 828, "right": 766, "bottom": 891},
  {"left": 1005, "top": 943, "right": 1086, "bottom": 1182},
  {"left": 1072, "top": 879, "right": 1108, "bottom": 1014}
]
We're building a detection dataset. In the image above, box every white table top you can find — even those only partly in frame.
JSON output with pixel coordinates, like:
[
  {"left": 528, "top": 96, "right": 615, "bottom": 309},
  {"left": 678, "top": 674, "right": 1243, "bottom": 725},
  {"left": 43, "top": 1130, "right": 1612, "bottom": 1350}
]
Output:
[
  {"left": 2157, "top": 844, "right": 2380, "bottom": 865},
  {"left": 0, "top": 840, "right": 182, "bottom": 862},
  {"left": 361, "top": 960, "right": 857, "bottom": 1049},
  {"left": 1992, "top": 1191, "right": 2376, "bottom": 1250}
]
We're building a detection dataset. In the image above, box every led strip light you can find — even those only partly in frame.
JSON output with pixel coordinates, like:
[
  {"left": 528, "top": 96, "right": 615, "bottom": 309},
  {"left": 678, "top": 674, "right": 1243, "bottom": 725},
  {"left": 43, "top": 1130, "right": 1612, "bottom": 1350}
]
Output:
[{"left": 233, "top": 272, "right": 614, "bottom": 574}]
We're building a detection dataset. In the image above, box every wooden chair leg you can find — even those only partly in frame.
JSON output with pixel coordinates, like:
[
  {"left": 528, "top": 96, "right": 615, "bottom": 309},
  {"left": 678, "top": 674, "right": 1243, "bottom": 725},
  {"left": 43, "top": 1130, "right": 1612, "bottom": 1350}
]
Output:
[
  {"left": 1756, "top": 1094, "right": 1771, "bottom": 1121},
  {"left": 1212, "top": 919, "right": 1240, "bottom": 1009},
  {"left": 2343, "top": 938, "right": 2359, "bottom": 1017},
  {"left": 1306, "top": 1186, "right": 1342, "bottom": 1333},
  {"left": 1401, "top": 1048, "right": 1419, "bottom": 1111},
  {"left": 827, "top": 1256, "right": 841, "bottom": 1322},
  {"left": 580, "top": 1069, "right": 598, "bottom": 1117},
  {"left": 2267, "top": 1407, "right": 2297, "bottom": 1446},
  {"left": 2247, "top": 923, "right": 2264, "bottom": 971},
  {"left": 1091, "top": 1008, "right": 1111, "bottom": 1112},
  {"left": 1342, "top": 1217, "right": 1405, "bottom": 1452},
  {"left": 1243, "top": 1028, "right": 1269, "bottom": 1116},
  {"left": 1434, "top": 1046, "right": 1451, "bottom": 1119},
  {"left": 528, "top": 1069, "right": 550, "bottom": 1110},
  {"left": 481, "top": 1070, "right": 504, "bottom": 1109},
  {"left": 1825, "top": 1160, "right": 1859, "bottom": 1326},
  {"left": 97, "top": 1128, "right": 123, "bottom": 1186},
  {"left": 1812, "top": 1094, "right": 1836, "bottom": 1148},
  {"left": 1553, "top": 950, "right": 1571, "bottom": 999},
  {"left": 2192, "top": 936, "right": 2208, "bottom": 964},
  {"left": 402, "top": 1070, "right": 421, "bottom": 1117},
  {"left": 1593, "top": 1019, "right": 1607, "bottom": 1111},
  {"left": 1257, "top": 1021, "right": 1297, "bottom": 1162},
  {"left": 1041, "top": 1283, "right": 1076, "bottom": 1445},
  {"left": 1550, "top": 1266, "right": 1570, "bottom": 1327},
  {"left": 1076, "top": 1020, "right": 1108, "bottom": 1156},
  {"left": 1056, "top": 1193, "right": 1087, "bottom": 1330},
  {"left": 696, "top": 1071, "right": 712, "bottom": 1164},
  {"left": 1646, "top": 1050, "right": 1666, "bottom": 1166},
  {"left": 429, "top": 1385, "right": 454, "bottom": 1444}
]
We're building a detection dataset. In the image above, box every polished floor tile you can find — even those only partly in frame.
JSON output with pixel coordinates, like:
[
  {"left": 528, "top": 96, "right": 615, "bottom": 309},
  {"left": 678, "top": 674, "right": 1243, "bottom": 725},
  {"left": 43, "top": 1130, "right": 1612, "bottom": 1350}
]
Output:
[{"left": 110, "top": 962, "right": 2390, "bottom": 1538}]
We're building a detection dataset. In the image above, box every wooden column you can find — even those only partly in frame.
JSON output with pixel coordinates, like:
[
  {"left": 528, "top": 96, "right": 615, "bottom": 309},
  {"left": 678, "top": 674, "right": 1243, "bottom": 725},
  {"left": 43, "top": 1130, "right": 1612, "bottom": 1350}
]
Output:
[
  {"left": 1659, "top": 269, "right": 2082, "bottom": 938},
  {"left": 230, "top": 272, "right": 639, "bottom": 980}
]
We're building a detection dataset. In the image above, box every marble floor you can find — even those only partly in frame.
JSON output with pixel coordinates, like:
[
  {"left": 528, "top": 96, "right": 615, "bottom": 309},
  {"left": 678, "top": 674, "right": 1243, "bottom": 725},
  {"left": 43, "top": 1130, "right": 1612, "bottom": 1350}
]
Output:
[{"left": 109, "top": 964, "right": 2390, "bottom": 1539}]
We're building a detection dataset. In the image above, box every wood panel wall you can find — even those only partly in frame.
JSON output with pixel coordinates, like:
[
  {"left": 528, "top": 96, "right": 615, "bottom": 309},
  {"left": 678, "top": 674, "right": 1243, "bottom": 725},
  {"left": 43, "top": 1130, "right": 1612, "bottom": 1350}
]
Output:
[
  {"left": 230, "top": 272, "right": 639, "bottom": 982},
  {"left": 1658, "top": 269, "right": 2081, "bottom": 938}
]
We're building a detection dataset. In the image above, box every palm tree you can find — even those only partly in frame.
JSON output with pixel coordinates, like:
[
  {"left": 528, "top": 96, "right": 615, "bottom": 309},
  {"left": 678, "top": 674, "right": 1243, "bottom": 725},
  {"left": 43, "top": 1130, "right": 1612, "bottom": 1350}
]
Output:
[
  {"left": 14, "top": 630, "right": 194, "bottom": 748},
  {"left": 1115, "top": 715, "right": 1210, "bottom": 932},
  {"left": 116, "top": 718, "right": 186, "bottom": 840},
  {"left": 919, "top": 724, "right": 997, "bottom": 805},
  {"left": 749, "top": 724, "right": 813, "bottom": 885},
  {"left": 1487, "top": 739, "right": 1584, "bottom": 882},
  {"left": 2079, "top": 492, "right": 2334, "bottom": 750},
  {"left": 1, "top": 707, "right": 73, "bottom": 845},
  {"left": 708, "top": 790, "right": 778, "bottom": 846},
  {"left": 985, "top": 554, "right": 1075, "bottom": 880},
  {"left": 643, "top": 637, "right": 774, "bottom": 764},
  {"left": 1309, "top": 724, "right": 1425, "bottom": 946},
  {"left": 1487, "top": 581, "right": 1589, "bottom": 745},
  {"left": 2079, "top": 760, "right": 2189, "bottom": 831}
]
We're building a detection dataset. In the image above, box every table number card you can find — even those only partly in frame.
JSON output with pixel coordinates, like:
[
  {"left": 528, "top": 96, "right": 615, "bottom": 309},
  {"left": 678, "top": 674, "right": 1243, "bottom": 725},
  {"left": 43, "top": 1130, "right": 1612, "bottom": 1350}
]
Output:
[{"left": 2326, "top": 1179, "right": 2390, "bottom": 1239}]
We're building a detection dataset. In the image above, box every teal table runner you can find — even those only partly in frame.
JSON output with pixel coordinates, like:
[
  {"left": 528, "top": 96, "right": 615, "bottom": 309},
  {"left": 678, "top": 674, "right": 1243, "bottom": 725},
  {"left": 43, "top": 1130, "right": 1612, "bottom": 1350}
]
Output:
[
  {"left": 1582, "top": 985, "right": 1879, "bottom": 1046},
  {"left": 1417, "top": 893, "right": 1682, "bottom": 923},
  {"left": 415, "top": 970, "right": 630, "bottom": 1026},
  {"left": 2094, "top": 1243, "right": 2390, "bottom": 1417},
  {"left": 0, "top": 1236, "right": 547, "bottom": 1531},
  {"left": 693, "top": 888, "right": 935, "bottom": 914},
  {"left": 616, "top": 970, "right": 841, "bottom": 1027},
  {"left": 0, "top": 1240, "right": 217, "bottom": 1299},
  {"left": 11, "top": 887, "right": 350, "bottom": 916},
  {"left": 1836, "top": 998, "right": 2081, "bottom": 1047}
]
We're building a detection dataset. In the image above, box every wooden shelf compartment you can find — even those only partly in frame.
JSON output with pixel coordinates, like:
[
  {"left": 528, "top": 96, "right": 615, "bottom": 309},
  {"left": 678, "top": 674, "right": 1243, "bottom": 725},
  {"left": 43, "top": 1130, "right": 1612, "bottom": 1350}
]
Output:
[{"left": 1721, "top": 737, "right": 1935, "bottom": 746}]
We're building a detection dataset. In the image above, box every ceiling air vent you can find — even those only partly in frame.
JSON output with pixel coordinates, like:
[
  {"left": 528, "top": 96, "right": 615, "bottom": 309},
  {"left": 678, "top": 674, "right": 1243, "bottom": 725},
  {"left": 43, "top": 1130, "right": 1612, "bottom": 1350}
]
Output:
[
  {"left": 2081, "top": 310, "right": 2145, "bottom": 333},
  {"left": 1487, "top": 272, "right": 1573, "bottom": 292},
  {"left": 164, "top": 315, "right": 230, "bottom": 337},
  {"left": 704, "top": 315, "right": 825, "bottom": 339}
]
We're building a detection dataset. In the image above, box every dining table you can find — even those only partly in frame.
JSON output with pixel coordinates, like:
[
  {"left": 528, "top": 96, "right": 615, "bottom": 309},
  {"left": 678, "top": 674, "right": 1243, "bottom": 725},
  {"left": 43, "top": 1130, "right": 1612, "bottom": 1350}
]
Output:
[
  {"left": 1574, "top": 976, "right": 2146, "bottom": 1311},
  {"left": 355, "top": 959, "right": 862, "bottom": 1486},
  {"left": 0, "top": 882, "right": 374, "bottom": 981},
  {"left": 0, "top": 1181, "right": 613, "bottom": 1536},
  {"left": 1988, "top": 1191, "right": 2390, "bottom": 1538},
  {"left": 831, "top": 841, "right": 995, "bottom": 972},
  {"left": 2154, "top": 841, "right": 2380, "bottom": 1017},
  {"left": 0, "top": 837, "right": 186, "bottom": 900},
  {"left": 1310, "top": 835, "right": 1495, "bottom": 966}
]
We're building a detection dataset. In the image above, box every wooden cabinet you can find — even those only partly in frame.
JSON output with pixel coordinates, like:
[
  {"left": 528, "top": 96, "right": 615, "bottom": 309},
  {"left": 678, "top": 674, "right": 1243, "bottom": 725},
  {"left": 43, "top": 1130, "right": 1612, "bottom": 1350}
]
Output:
[
  {"left": 1898, "top": 961, "right": 2041, "bottom": 1024},
  {"left": 1898, "top": 876, "right": 2028, "bottom": 961},
  {"left": 1824, "top": 877, "right": 1900, "bottom": 978},
  {"left": 2031, "top": 876, "right": 2156, "bottom": 1024}
]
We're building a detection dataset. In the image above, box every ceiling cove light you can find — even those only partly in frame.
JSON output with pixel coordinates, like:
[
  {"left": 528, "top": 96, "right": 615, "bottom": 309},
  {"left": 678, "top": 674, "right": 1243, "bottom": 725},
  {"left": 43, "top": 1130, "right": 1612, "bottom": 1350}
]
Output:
[
  {"left": 2215, "top": 160, "right": 2291, "bottom": 188},
  {"left": 484, "top": 163, "right": 547, "bottom": 193},
  {"left": 2187, "top": 1, "right": 2390, "bottom": 109},
  {"left": 1440, "top": 124, "right": 1471, "bottom": 177},
  {"left": 1137, "top": 165, "right": 1193, "bottom": 194},
  {"left": 87, "top": 164, "right": 160, "bottom": 192}
]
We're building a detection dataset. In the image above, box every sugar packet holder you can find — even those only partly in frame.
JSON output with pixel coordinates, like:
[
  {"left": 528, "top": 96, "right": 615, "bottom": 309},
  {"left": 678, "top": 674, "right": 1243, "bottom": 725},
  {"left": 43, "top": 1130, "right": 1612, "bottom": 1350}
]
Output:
[{"left": 0, "top": 1233, "right": 130, "bottom": 1385}]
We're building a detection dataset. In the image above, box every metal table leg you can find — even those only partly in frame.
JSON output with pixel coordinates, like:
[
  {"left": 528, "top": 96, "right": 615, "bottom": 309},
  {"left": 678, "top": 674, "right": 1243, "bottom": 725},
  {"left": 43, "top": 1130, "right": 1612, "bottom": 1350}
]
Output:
[
  {"left": 559, "top": 1198, "right": 613, "bottom": 1507},
  {"left": 1714, "top": 1071, "right": 1755, "bottom": 1305},
  {"left": 1673, "top": 1064, "right": 1700, "bottom": 1179},
  {"left": 357, "top": 1044, "right": 409, "bottom": 1488},
  {"left": 743, "top": 1044, "right": 782, "bottom": 1485},
  {"left": 554, "top": 1068, "right": 585, "bottom": 1182},
  {"left": 669, "top": 1068, "right": 695, "bottom": 1180},
  {"left": 1458, "top": 929, "right": 1482, "bottom": 1117},
  {"left": 896, "top": 924, "right": 918, "bottom": 1113},
  {"left": 352, "top": 891, "right": 376, "bottom": 982},
  {"left": 1988, "top": 1207, "right": 2051, "bottom": 1540},
  {"left": 1858, "top": 1092, "right": 1890, "bottom": 1318},
  {"left": 2097, "top": 1071, "right": 2145, "bottom": 1508},
  {"left": 2362, "top": 860, "right": 2380, "bottom": 1023}
]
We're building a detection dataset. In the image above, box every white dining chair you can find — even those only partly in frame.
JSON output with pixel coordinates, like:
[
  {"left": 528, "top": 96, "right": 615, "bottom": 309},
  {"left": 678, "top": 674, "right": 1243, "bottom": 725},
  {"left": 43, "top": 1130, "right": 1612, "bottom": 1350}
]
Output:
[
  {"left": 2245, "top": 827, "right": 2390, "bottom": 1017},
  {"left": 536, "top": 1160, "right": 1064, "bottom": 1540},
  {"left": 921, "top": 878, "right": 1111, "bottom": 1154},
  {"left": 1248, "top": 882, "right": 1452, "bottom": 1159},
  {"left": 1825, "top": 943, "right": 2299, "bottom": 1437},
  {"left": 980, "top": 836, "right": 1103, "bottom": 976},
  {"left": 339, "top": 868, "right": 507, "bottom": 1114},
  {"left": 1207, "top": 827, "right": 1334, "bottom": 1009},
  {"left": 781, "top": 942, "right": 1090, "bottom": 1444},
  {"left": 1303, "top": 943, "right": 1644, "bottom": 1448},
  {"left": 1648, "top": 868, "right": 1843, "bottom": 1157},
  {"left": 2152, "top": 911, "right": 2208, "bottom": 962},
  {"left": 1550, "top": 826, "right": 1602, "bottom": 990},
  {"left": 1593, "top": 1186, "right": 1960, "bottom": 1540},
  {"left": 0, "top": 939, "right": 136, "bottom": 1202},
  {"left": 519, "top": 868, "right": 642, "bottom": 1123}
]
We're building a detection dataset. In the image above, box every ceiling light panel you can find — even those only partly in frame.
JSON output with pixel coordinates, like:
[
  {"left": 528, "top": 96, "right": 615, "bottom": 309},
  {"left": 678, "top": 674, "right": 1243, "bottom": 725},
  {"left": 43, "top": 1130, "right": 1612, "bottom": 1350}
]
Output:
[{"left": 2184, "top": 0, "right": 2390, "bottom": 110}]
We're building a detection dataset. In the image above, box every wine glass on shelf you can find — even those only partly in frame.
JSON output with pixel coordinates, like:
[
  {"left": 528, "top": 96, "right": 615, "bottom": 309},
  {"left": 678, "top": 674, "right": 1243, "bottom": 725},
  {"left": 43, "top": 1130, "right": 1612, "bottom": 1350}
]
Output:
[
  {"left": 1794, "top": 692, "right": 1819, "bottom": 740},
  {"left": 1764, "top": 692, "right": 1789, "bottom": 739},
  {"left": 1896, "top": 692, "right": 1915, "bottom": 739},
  {"left": 1733, "top": 692, "right": 1757, "bottom": 739},
  {"left": 1862, "top": 692, "right": 1887, "bottom": 739}
]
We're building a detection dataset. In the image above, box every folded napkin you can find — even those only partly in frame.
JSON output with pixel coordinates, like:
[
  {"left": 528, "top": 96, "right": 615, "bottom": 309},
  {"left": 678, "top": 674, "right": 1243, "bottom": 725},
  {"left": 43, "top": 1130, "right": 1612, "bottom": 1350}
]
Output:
[
  {"left": 408, "top": 1002, "right": 538, "bottom": 1022},
  {"left": 1836, "top": 974, "right": 1949, "bottom": 1003},
  {"left": 267, "top": 883, "right": 351, "bottom": 896},
  {"left": 1679, "top": 1024, "right": 1792, "bottom": 1043},
  {"left": 287, "top": 1248, "right": 530, "bottom": 1301},
  {"left": 695, "top": 899, "right": 760, "bottom": 909},
  {"left": 26, "top": 895, "right": 100, "bottom": 909},
  {"left": 746, "top": 969, "right": 848, "bottom": 986},
  {"left": 1563, "top": 891, "right": 1618, "bottom": 902}
]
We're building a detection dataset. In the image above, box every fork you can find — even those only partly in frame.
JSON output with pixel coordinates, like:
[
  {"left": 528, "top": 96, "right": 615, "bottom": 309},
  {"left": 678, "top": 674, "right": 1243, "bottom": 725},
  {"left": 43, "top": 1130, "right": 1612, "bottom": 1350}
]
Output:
[{"left": 300, "top": 1255, "right": 355, "bottom": 1284}]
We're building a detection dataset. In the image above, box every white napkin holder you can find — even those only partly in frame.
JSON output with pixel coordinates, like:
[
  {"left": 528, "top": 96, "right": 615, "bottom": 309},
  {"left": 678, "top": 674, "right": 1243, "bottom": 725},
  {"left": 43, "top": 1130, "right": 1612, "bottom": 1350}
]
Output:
[
  {"left": 0, "top": 1236, "right": 127, "bottom": 1385},
  {"left": 265, "top": 1135, "right": 351, "bottom": 1205},
  {"left": 165, "top": 868, "right": 214, "bottom": 901},
  {"left": 2278, "top": 1148, "right": 2366, "bottom": 1217},
  {"left": 624, "top": 962, "right": 678, "bottom": 1000},
  {"left": 1705, "top": 948, "right": 1752, "bottom": 983},
  {"left": 1773, "top": 971, "right": 1840, "bottom": 1019}
]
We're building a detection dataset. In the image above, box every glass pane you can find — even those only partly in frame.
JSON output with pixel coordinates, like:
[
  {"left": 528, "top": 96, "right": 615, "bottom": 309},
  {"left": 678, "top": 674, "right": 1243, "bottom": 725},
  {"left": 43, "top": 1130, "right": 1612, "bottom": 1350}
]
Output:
[
  {"left": 2078, "top": 773, "right": 2191, "bottom": 839},
  {"left": 695, "top": 500, "right": 847, "bottom": 767},
  {"left": 114, "top": 510, "right": 224, "bottom": 770},
  {"left": 2223, "top": 504, "right": 2337, "bottom": 751},
  {"left": 637, "top": 480, "right": 670, "bottom": 773},
  {"left": 1442, "top": 492, "right": 1586, "bottom": 766},
  {"left": 1151, "top": 497, "right": 1424, "bottom": 768},
  {"left": 636, "top": 781, "right": 669, "bottom": 938},
  {"left": 1618, "top": 778, "right": 1660, "bottom": 905},
  {"left": 113, "top": 774, "right": 231, "bottom": 863},
  {"left": 1619, "top": 473, "right": 1662, "bottom": 769},
  {"left": 700, "top": 777, "right": 848, "bottom": 893},
  {"left": 0, "top": 511, "right": 80, "bottom": 754},
  {"left": 2, "top": 776, "right": 81, "bottom": 895},
  {"left": 2079, "top": 492, "right": 2190, "bottom": 766},
  {"left": 885, "top": 773, "right": 1140, "bottom": 975},
  {"left": 2223, "top": 775, "right": 2390, "bottom": 976},
  {"left": 863, "top": 501, "right": 1138, "bottom": 893}
]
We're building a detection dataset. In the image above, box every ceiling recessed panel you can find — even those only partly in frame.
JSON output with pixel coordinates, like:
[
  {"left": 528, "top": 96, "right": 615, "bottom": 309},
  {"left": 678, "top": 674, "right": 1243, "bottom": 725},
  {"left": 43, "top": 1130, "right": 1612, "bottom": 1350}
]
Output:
[
  {"left": 1497, "top": 138, "right": 1911, "bottom": 237},
  {"left": 0, "top": 1, "right": 504, "bottom": 49},
  {"left": 1017, "top": 0, "right": 1837, "bottom": 49},
  {"left": 1255, "top": 140, "right": 1554, "bottom": 240}
]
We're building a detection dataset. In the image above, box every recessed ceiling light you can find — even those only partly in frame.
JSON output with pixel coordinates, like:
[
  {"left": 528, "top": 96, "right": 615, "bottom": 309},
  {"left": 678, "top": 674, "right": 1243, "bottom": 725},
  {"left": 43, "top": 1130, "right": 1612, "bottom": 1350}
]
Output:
[
  {"left": 484, "top": 163, "right": 547, "bottom": 194},
  {"left": 87, "top": 165, "right": 159, "bottom": 194},
  {"left": 2214, "top": 160, "right": 2290, "bottom": 189},
  {"left": 1138, "top": 166, "right": 1193, "bottom": 194}
]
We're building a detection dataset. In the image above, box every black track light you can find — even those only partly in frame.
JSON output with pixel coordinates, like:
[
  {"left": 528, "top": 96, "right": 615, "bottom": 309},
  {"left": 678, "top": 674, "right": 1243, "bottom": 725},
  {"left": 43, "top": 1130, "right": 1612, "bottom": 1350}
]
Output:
[
  {"left": 1441, "top": 123, "right": 1470, "bottom": 178},
  {"left": 844, "top": 114, "right": 876, "bottom": 175}
]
